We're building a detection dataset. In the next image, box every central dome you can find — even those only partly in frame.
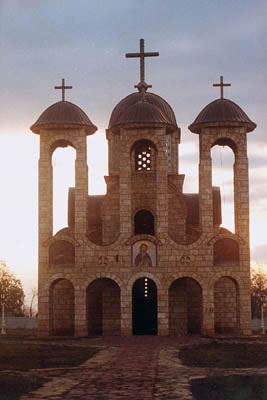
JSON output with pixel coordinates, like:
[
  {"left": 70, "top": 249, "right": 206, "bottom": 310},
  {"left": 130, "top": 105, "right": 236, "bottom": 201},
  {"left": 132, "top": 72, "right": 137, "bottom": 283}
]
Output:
[{"left": 108, "top": 92, "right": 178, "bottom": 133}]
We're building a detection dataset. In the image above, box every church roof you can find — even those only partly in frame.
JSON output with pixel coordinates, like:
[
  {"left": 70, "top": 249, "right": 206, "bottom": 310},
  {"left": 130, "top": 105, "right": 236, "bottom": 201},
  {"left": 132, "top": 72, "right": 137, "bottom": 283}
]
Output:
[
  {"left": 188, "top": 98, "right": 256, "bottom": 134},
  {"left": 31, "top": 101, "right": 97, "bottom": 135},
  {"left": 108, "top": 92, "right": 178, "bottom": 133}
]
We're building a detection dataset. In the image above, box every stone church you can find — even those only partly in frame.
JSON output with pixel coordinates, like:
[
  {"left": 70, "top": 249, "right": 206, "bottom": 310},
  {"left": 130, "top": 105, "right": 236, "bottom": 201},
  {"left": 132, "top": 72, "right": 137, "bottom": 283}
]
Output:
[{"left": 31, "top": 39, "right": 256, "bottom": 337}]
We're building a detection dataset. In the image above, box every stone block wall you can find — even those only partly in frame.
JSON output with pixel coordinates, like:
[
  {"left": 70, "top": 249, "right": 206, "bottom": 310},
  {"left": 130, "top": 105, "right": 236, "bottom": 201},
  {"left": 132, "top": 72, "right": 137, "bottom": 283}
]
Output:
[
  {"left": 51, "top": 279, "right": 74, "bottom": 335},
  {"left": 102, "top": 285, "right": 121, "bottom": 335},
  {"left": 214, "top": 276, "right": 239, "bottom": 334}
]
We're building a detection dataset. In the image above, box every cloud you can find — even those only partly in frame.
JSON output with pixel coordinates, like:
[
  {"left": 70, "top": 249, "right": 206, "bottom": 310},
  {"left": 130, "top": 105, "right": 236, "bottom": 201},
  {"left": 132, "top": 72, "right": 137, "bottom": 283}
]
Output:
[{"left": 251, "top": 245, "right": 267, "bottom": 264}]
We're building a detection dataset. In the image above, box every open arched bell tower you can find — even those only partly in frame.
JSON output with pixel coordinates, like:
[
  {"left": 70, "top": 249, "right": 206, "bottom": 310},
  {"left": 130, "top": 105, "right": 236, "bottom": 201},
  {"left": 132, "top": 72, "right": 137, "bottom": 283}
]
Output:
[
  {"left": 189, "top": 76, "right": 256, "bottom": 242},
  {"left": 30, "top": 79, "right": 97, "bottom": 336},
  {"left": 189, "top": 76, "right": 256, "bottom": 335}
]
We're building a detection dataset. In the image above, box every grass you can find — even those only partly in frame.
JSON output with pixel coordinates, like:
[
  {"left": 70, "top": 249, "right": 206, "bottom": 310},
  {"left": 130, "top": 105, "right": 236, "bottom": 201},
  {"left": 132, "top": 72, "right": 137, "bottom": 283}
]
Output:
[
  {"left": 179, "top": 341, "right": 267, "bottom": 368},
  {"left": 190, "top": 375, "right": 267, "bottom": 400},
  {"left": 0, "top": 339, "right": 99, "bottom": 399},
  {"left": 0, "top": 375, "right": 49, "bottom": 400},
  {"left": 0, "top": 341, "right": 98, "bottom": 370}
]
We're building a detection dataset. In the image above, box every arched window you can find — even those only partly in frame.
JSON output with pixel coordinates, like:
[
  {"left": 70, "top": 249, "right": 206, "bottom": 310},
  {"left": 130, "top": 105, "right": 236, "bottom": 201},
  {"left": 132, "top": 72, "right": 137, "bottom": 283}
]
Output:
[
  {"left": 52, "top": 144, "right": 76, "bottom": 234},
  {"left": 134, "top": 140, "right": 156, "bottom": 171},
  {"left": 211, "top": 140, "right": 235, "bottom": 232},
  {"left": 49, "top": 240, "right": 75, "bottom": 265},
  {"left": 214, "top": 238, "right": 239, "bottom": 265},
  {"left": 134, "top": 210, "right": 155, "bottom": 236}
]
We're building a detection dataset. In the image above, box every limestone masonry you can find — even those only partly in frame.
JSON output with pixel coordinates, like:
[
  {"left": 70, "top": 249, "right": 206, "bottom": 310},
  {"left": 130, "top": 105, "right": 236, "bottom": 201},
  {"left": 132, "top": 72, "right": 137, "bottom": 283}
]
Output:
[{"left": 30, "top": 40, "right": 256, "bottom": 337}]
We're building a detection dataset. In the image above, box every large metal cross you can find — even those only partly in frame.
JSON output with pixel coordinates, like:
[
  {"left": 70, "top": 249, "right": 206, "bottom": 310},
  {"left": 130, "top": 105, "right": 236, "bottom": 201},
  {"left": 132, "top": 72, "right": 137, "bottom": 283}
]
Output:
[
  {"left": 126, "top": 38, "right": 159, "bottom": 93},
  {"left": 54, "top": 78, "right": 72, "bottom": 101},
  {"left": 213, "top": 76, "right": 231, "bottom": 99}
]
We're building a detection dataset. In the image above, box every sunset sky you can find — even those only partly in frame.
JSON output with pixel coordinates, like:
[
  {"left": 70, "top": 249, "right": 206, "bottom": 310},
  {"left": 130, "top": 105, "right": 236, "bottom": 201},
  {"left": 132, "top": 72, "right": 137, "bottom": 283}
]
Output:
[{"left": 0, "top": 0, "right": 266, "bottom": 302}]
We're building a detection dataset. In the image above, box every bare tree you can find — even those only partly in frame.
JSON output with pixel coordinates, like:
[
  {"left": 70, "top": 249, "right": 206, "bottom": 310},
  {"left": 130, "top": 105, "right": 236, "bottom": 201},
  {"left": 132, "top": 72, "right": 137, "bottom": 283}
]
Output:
[{"left": 251, "top": 264, "right": 267, "bottom": 319}]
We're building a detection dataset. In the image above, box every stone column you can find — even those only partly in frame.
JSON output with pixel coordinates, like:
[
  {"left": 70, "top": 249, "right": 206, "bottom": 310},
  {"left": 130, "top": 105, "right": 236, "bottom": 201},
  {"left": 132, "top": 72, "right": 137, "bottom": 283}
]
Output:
[
  {"left": 119, "top": 131, "right": 132, "bottom": 237},
  {"left": 234, "top": 155, "right": 250, "bottom": 243},
  {"left": 239, "top": 284, "right": 252, "bottom": 335},
  {"left": 75, "top": 288, "right": 87, "bottom": 336},
  {"left": 157, "top": 288, "right": 168, "bottom": 336},
  {"left": 74, "top": 134, "right": 88, "bottom": 240},
  {"left": 38, "top": 287, "right": 51, "bottom": 336},
  {"left": 38, "top": 134, "right": 53, "bottom": 336},
  {"left": 199, "top": 133, "right": 213, "bottom": 234},
  {"left": 120, "top": 287, "right": 132, "bottom": 336},
  {"left": 202, "top": 289, "right": 215, "bottom": 336},
  {"left": 156, "top": 130, "right": 169, "bottom": 239}
]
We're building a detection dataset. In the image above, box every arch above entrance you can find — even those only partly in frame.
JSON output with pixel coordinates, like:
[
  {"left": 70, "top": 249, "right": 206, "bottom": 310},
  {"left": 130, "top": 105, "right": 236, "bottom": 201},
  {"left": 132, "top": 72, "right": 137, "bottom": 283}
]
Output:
[
  {"left": 81, "top": 272, "right": 123, "bottom": 291},
  {"left": 167, "top": 272, "right": 205, "bottom": 291},
  {"left": 127, "top": 272, "right": 161, "bottom": 295}
]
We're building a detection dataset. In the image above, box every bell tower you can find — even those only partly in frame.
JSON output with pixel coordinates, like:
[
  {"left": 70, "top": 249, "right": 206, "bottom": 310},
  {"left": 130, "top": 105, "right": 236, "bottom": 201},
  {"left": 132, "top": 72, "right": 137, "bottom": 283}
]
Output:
[
  {"left": 189, "top": 76, "right": 256, "bottom": 336},
  {"left": 104, "top": 39, "right": 182, "bottom": 246},
  {"left": 30, "top": 80, "right": 97, "bottom": 336}
]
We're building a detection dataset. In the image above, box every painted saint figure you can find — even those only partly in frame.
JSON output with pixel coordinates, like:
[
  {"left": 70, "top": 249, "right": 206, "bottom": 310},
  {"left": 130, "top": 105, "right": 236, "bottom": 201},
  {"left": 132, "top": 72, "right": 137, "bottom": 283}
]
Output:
[{"left": 134, "top": 243, "right": 152, "bottom": 268}]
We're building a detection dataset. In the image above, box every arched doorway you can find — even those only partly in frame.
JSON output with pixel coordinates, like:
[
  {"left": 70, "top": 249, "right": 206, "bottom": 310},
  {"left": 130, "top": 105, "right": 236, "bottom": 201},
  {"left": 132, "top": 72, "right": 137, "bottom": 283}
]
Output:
[
  {"left": 87, "top": 278, "right": 121, "bottom": 336},
  {"left": 132, "top": 277, "right": 157, "bottom": 335},
  {"left": 50, "top": 279, "right": 75, "bottom": 336},
  {"left": 169, "top": 278, "right": 203, "bottom": 335}
]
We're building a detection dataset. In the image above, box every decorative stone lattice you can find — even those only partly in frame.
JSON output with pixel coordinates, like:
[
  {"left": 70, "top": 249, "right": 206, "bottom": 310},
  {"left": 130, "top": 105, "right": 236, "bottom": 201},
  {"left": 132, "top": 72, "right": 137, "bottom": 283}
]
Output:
[{"left": 136, "top": 146, "right": 152, "bottom": 171}]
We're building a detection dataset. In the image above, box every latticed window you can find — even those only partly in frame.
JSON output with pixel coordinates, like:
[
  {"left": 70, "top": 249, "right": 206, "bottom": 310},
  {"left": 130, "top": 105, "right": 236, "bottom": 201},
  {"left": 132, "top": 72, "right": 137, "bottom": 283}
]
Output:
[{"left": 134, "top": 140, "right": 154, "bottom": 171}]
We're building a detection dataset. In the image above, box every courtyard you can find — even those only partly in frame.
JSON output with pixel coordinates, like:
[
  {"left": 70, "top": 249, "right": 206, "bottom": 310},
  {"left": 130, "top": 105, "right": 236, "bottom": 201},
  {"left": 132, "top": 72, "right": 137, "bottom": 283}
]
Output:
[{"left": 0, "top": 335, "right": 267, "bottom": 399}]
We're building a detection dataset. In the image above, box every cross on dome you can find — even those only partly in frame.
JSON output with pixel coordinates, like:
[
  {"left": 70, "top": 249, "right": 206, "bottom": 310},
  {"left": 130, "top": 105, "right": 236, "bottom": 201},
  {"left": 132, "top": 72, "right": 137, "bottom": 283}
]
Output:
[
  {"left": 213, "top": 76, "right": 231, "bottom": 99},
  {"left": 126, "top": 38, "right": 159, "bottom": 99},
  {"left": 54, "top": 78, "right": 72, "bottom": 101}
]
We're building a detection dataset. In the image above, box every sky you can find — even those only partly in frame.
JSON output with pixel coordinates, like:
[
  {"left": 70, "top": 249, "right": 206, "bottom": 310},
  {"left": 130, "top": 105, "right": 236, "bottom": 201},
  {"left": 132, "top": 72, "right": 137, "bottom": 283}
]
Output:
[{"left": 0, "top": 0, "right": 267, "bottom": 302}]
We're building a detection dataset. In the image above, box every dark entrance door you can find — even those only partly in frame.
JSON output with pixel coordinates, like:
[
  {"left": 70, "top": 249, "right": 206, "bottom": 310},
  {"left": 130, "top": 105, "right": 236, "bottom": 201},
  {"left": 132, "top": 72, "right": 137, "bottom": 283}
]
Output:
[{"left": 132, "top": 277, "right": 157, "bottom": 335}]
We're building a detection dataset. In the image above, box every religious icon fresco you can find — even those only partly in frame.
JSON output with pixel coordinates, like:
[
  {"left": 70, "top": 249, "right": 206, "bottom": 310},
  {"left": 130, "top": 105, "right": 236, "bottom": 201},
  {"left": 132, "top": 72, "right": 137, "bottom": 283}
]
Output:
[{"left": 132, "top": 241, "right": 156, "bottom": 267}]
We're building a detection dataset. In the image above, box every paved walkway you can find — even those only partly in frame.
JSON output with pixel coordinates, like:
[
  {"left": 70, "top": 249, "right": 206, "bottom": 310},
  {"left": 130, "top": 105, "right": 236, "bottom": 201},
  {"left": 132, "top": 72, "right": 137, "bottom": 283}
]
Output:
[
  {"left": 19, "top": 336, "right": 201, "bottom": 400},
  {"left": 16, "top": 336, "right": 267, "bottom": 399}
]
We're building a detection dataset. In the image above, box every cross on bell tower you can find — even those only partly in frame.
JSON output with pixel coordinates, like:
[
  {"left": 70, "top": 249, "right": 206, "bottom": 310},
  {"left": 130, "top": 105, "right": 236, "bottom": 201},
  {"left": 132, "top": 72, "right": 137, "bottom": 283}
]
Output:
[
  {"left": 54, "top": 78, "right": 72, "bottom": 101},
  {"left": 126, "top": 38, "right": 159, "bottom": 99},
  {"left": 213, "top": 75, "right": 231, "bottom": 99}
]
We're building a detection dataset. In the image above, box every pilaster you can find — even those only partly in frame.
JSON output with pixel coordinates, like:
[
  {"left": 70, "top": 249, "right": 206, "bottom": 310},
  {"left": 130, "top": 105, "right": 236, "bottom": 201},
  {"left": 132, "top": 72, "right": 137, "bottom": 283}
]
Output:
[
  {"left": 234, "top": 156, "right": 250, "bottom": 244},
  {"left": 75, "top": 135, "right": 88, "bottom": 240},
  {"left": 156, "top": 129, "right": 169, "bottom": 239},
  {"left": 119, "top": 131, "right": 132, "bottom": 237},
  {"left": 199, "top": 134, "right": 213, "bottom": 234}
]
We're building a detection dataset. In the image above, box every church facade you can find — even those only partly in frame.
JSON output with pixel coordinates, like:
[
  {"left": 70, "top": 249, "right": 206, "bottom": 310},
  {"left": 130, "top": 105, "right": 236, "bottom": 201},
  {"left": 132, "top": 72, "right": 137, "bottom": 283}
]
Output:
[{"left": 31, "top": 40, "right": 256, "bottom": 337}]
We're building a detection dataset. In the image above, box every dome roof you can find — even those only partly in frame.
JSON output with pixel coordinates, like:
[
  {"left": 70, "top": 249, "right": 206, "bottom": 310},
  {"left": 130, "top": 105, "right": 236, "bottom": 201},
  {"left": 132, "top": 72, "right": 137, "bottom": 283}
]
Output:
[
  {"left": 189, "top": 98, "right": 256, "bottom": 134},
  {"left": 31, "top": 101, "right": 97, "bottom": 135},
  {"left": 108, "top": 92, "right": 178, "bottom": 133}
]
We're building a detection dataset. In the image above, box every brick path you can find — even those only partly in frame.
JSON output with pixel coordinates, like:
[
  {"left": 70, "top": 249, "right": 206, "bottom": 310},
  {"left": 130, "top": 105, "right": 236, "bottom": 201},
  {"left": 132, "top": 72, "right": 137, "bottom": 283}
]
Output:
[
  {"left": 20, "top": 336, "right": 200, "bottom": 400},
  {"left": 18, "top": 336, "right": 267, "bottom": 400}
]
